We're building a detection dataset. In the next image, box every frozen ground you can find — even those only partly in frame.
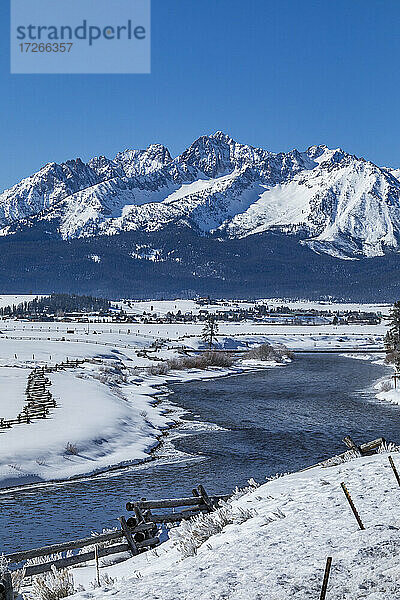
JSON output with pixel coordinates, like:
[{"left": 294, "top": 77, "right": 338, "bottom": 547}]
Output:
[
  {"left": 0, "top": 365, "right": 172, "bottom": 488},
  {"left": 0, "top": 322, "right": 291, "bottom": 488},
  {"left": 115, "top": 298, "right": 391, "bottom": 316},
  {"left": 0, "top": 320, "right": 387, "bottom": 351},
  {"left": 375, "top": 374, "right": 400, "bottom": 406},
  {"left": 0, "top": 306, "right": 389, "bottom": 489},
  {"left": 66, "top": 449, "right": 400, "bottom": 600},
  {"left": 0, "top": 367, "right": 26, "bottom": 419}
]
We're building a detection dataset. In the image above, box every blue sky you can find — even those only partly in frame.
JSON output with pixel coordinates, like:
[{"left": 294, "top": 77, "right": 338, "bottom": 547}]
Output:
[{"left": 1, "top": 0, "right": 400, "bottom": 190}]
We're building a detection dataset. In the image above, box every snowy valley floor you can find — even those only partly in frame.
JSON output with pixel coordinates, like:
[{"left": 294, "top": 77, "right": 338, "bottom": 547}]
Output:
[
  {"left": 1, "top": 303, "right": 399, "bottom": 598},
  {"left": 0, "top": 324, "right": 292, "bottom": 488},
  {"left": 0, "top": 311, "right": 390, "bottom": 488}
]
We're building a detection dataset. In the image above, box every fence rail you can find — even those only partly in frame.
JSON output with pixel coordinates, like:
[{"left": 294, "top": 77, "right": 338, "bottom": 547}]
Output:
[
  {"left": 5, "top": 484, "right": 222, "bottom": 579},
  {"left": 5, "top": 521, "right": 154, "bottom": 563},
  {"left": 6, "top": 520, "right": 158, "bottom": 577},
  {"left": 126, "top": 486, "right": 230, "bottom": 524}
]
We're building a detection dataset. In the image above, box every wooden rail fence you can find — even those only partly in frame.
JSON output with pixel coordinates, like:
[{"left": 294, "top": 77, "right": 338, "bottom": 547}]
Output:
[
  {"left": 5, "top": 518, "right": 159, "bottom": 577},
  {"left": 126, "top": 485, "right": 230, "bottom": 524},
  {"left": 5, "top": 484, "right": 227, "bottom": 579},
  {"left": 0, "top": 359, "right": 88, "bottom": 431},
  {"left": 342, "top": 436, "right": 385, "bottom": 456}
]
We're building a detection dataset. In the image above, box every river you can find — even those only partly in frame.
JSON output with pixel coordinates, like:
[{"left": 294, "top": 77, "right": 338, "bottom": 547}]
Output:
[{"left": 0, "top": 354, "right": 396, "bottom": 553}]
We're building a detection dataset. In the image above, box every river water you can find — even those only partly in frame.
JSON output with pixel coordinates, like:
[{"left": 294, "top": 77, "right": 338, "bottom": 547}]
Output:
[{"left": 0, "top": 354, "right": 397, "bottom": 553}]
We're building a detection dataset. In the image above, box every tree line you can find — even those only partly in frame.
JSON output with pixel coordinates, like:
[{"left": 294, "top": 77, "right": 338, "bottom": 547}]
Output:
[{"left": 0, "top": 293, "right": 111, "bottom": 317}]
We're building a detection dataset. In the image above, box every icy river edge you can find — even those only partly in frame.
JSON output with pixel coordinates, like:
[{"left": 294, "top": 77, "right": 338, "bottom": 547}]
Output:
[{"left": 0, "top": 351, "right": 285, "bottom": 490}]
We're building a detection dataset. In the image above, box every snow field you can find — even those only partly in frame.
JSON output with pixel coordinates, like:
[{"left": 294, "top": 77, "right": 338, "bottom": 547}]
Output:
[
  {"left": 0, "top": 313, "right": 389, "bottom": 488},
  {"left": 0, "top": 321, "right": 387, "bottom": 351},
  {"left": 70, "top": 451, "right": 400, "bottom": 600},
  {"left": 0, "top": 368, "right": 27, "bottom": 419},
  {"left": 0, "top": 361, "right": 174, "bottom": 488},
  {"left": 115, "top": 298, "right": 391, "bottom": 317},
  {"left": 0, "top": 295, "right": 45, "bottom": 309},
  {"left": 0, "top": 321, "right": 290, "bottom": 488}
]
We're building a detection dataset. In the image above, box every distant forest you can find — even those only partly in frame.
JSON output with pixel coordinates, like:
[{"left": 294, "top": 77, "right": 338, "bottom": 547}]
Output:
[
  {"left": 0, "top": 293, "right": 111, "bottom": 317},
  {"left": 0, "top": 226, "right": 398, "bottom": 300}
]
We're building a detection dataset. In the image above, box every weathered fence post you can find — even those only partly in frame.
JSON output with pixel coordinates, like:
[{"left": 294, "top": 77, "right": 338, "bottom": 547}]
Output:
[
  {"left": 0, "top": 572, "right": 13, "bottom": 600},
  {"left": 342, "top": 436, "right": 361, "bottom": 454},
  {"left": 133, "top": 505, "right": 146, "bottom": 524},
  {"left": 94, "top": 546, "right": 100, "bottom": 587},
  {"left": 340, "top": 482, "right": 365, "bottom": 530},
  {"left": 388, "top": 456, "right": 400, "bottom": 487},
  {"left": 118, "top": 516, "right": 139, "bottom": 556},
  {"left": 197, "top": 485, "right": 213, "bottom": 511},
  {"left": 319, "top": 557, "right": 332, "bottom": 600}
]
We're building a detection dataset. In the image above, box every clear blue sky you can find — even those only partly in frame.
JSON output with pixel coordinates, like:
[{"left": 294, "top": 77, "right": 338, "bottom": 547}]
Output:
[{"left": 1, "top": 0, "right": 400, "bottom": 191}]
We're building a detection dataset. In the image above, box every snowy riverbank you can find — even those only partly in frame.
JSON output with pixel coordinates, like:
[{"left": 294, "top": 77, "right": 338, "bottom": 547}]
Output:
[
  {"left": 0, "top": 333, "right": 287, "bottom": 489},
  {"left": 340, "top": 353, "right": 400, "bottom": 409},
  {"left": 0, "top": 312, "right": 388, "bottom": 489},
  {"left": 64, "top": 448, "right": 400, "bottom": 600},
  {"left": 375, "top": 374, "right": 400, "bottom": 406},
  {"left": 338, "top": 352, "right": 400, "bottom": 409}
]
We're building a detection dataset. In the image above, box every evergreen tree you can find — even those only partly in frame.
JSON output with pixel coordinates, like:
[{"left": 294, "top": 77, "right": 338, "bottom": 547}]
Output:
[
  {"left": 202, "top": 313, "right": 218, "bottom": 349},
  {"left": 385, "top": 301, "right": 400, "bottom": 366}
]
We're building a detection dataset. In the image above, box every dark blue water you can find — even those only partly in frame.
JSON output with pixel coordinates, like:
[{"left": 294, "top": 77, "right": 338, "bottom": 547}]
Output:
[{"left": 0, "top": 355, "right": 396, "bottom": 553}]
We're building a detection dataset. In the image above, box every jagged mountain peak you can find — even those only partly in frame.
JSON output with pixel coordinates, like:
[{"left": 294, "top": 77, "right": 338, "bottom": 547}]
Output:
[
  {"left": 178, "top": 132, "right": 273, "bottom": 178},
  {"left": 210, "top": 130, "right": 234, "bottom": 142},
  {"left": 142, "top": 143, "right": 173, "bottom": 166},
  {"left": 307, "top": 144, "right": 328, "bottom": 159},
  {"left": 114, "top": 143, "right": 172, "bottom": 177},
  {"left": 1, "top": 134, "right": 400, "bottom": 261},
  {"left": 305, "top": 145, "right": 348, "bottom": 166}
]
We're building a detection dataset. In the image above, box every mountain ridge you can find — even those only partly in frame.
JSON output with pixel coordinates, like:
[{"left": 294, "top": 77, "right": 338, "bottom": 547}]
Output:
[{"left": 1, "top": 132, "right": 400, "bottom": 266}]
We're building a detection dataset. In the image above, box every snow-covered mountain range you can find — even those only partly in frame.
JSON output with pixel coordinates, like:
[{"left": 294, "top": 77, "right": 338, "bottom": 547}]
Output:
[{"left": 2, "top": 132, "right": 400, "bottom": 260}]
